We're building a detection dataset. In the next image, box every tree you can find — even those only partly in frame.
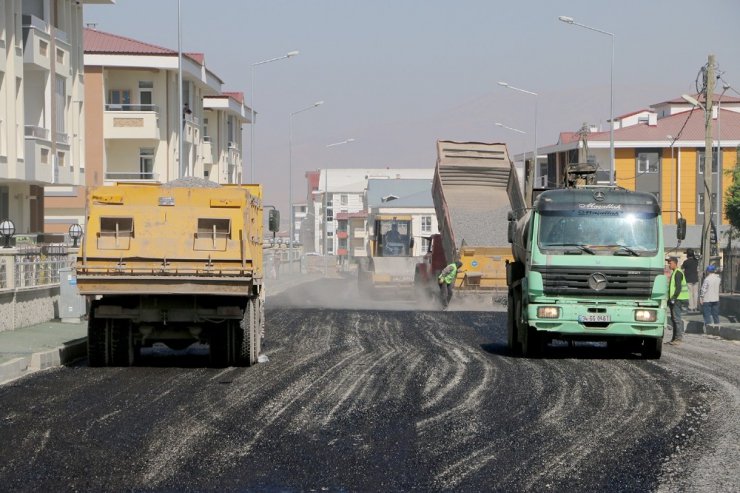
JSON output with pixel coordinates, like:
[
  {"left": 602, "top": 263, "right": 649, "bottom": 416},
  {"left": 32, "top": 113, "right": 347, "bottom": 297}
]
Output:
[{"left": 726, "top": 145, "right": 740, "bottom": 231}]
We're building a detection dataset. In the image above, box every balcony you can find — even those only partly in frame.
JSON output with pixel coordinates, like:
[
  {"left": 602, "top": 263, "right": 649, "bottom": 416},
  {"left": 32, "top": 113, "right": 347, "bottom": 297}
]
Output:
[
  {"left": 22, "top": 15, "right": 51, "bottom": 72},
  {"left": 104, "top": 171, "right": 160, "bottom": 183},
  {"left": 104, "top": 104, "right": 160, "bottom": 140},
  {"left": 201, "top": 136, "right": 214, "bottom": 164},
  {"left": 184, "top": 114, "right": 200, "bottom": 144},
  {"left": 227, "top": 146, "right": 240, "bottom": 166},
  {"left": 336, "top": 231, "right": 349, "bottom": 240},
  {"left": 23, "top": 126, "right": 53, "bottom": 183},
  {"left": 53, "top": 30, "right": 71, "bottom": 77}
]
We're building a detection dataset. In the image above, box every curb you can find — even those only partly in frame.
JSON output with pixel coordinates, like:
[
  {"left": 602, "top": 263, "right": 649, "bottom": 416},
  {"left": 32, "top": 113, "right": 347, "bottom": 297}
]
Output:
[
  {"left": 685, "top": 319, "right": 740, "bottom": 341},
  {"left": 0, "top": 337, "right": 87, "bottom": 385}
]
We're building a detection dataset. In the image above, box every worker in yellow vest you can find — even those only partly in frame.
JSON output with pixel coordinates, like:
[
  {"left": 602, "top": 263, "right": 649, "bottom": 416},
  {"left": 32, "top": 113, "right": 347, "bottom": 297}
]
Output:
[
  {"left": 438, "top": 260, "right": 463, "bottom": 310},
  {"left": 666, "top": 256, "right": 689, "bottom": 345}
]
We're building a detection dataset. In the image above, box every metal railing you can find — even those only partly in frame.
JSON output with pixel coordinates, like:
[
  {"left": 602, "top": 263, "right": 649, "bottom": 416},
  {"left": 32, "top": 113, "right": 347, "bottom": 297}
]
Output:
[
  {"left": 105, "top": 104, "right": 160, "bottom": 113},
  {"left": 13, "top": 245, "right": 73, "bottom": 290}
]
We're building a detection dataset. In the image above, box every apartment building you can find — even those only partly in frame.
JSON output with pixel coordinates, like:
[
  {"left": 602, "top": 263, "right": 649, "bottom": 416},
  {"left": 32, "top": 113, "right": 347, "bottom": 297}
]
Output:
[
  {"left": 44, "top": 27, "right": 250, "bottom": 232},
  {"left": 1, "top": 0, "right": 112, "bottom": 235},
  {"left": 538, "top": 94, "right": 740, "bottom": 239},
  {"left": 309, "top": 168, "right": 434, "bottom": 258}
]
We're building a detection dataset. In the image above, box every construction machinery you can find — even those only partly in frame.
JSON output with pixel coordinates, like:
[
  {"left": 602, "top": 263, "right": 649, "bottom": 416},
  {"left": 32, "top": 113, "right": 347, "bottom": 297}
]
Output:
[
  {"left": 505, "top": 160, "right": 686, "bottom": 359},
  {"left": 415, "top": 141, "right": 514, "bottom": 301},
  {"left": 358, "top": 214, "right": 421, "bottom": 297},
  {"left": 76, "top": 180, "right": 265, "bottom": 367}
]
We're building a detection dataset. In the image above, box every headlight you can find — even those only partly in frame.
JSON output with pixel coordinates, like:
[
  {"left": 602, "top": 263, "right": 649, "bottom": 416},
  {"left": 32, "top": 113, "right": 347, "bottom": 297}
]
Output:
[
  {"left": 537, "top": 306, "right": 560, "bottom": 319},
  {"left": 635, "top": 309, "right": 657, "bottom": 322}
]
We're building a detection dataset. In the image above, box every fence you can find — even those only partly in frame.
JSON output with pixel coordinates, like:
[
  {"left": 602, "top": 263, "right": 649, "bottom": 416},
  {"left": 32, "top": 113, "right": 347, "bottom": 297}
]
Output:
[
  {"left": 0, "top": 245, "right": 74, "bottom": 291},
  {"left": 722, "top": 247, "right": 740, "bottom": 293}
]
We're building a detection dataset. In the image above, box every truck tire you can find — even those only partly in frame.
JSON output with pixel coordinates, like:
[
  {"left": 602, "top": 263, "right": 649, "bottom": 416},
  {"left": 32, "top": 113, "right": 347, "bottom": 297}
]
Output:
[
  {"left": 110, "top": 320, "right": 135, "bottom": 367},
  {"left": 239, "top": 298, "right": 258, "bottom": 366},
  {"left": 522, "top": 324, "right": 544, "bottom": 358},
  {"left": 507, "top": 291, "right": 521, "bottom": 355},
  {"left": 641, "top": 337, "right": 662, "bottom": 359},
  {"left": 87, "top": 301, "right": 107, "bottom": 367}
]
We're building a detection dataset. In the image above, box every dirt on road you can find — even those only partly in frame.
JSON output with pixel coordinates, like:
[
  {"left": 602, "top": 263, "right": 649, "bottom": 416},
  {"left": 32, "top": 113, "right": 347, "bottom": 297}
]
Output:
[{"left": 0, "top": 279, "right": 737, "bottom": 492}]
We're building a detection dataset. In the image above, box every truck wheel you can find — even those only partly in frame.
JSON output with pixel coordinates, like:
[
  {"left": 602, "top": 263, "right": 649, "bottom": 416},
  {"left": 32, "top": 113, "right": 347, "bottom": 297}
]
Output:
[
  {"left": 87, "top": 301, "right": 107, "bottom": 367},
  {"left": 239, "top": 298, "right": 258, "bottom": 366},
  {"left": 522, "top": 325, "right": 544, "bottom": 358},
  {"left": 641, "top": 337, "right": 662, "bottom": 360},
  {"left": 507, "top": 292, "right": 521, "bottom": 355},
  {"left": 110, "top": 320, "right": 135, "bottom": 367}
]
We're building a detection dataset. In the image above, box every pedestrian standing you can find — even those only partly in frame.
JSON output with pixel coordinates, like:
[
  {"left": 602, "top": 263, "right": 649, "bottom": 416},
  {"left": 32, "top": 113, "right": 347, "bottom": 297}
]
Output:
[
  {"left": 699, "top": 264, "right": 721, "bottom": 330},
  {"left": 666, "top": 256, "right": 689, "bottom": 345},
  {"left": 438, "top": 261, "right": 463, "bottom": 309},
  {"left": 682, "top": 249, "right": 700, "bottom": 312}
]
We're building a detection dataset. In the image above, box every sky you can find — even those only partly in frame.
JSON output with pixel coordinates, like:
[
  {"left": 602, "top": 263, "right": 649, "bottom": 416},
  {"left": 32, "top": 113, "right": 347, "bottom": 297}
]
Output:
[{"left": 84, "top": 0, "right": 740, "bottom": 217}]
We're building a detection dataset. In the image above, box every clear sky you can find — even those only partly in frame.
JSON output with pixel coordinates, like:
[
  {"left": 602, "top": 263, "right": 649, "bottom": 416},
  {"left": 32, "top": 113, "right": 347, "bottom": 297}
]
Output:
[{"left": 84, "top": 0, "right": 740, "bottom": 216}]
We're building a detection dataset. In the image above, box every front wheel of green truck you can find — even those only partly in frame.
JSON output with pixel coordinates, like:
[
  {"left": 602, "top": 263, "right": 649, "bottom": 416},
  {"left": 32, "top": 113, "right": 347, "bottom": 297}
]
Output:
[
  {"left": 522, "top": 324, "right": 545, "bottom": 358},
  {"left": 641, "top": 337, "right": 662, "bottom": 360},
  {"left": 507, "top": 292, "right": 521, "bottom": 355}
]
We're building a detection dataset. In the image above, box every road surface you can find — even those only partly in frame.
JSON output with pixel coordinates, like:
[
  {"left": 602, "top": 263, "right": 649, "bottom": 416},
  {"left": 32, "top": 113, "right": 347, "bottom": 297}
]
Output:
[{"left": 0, "top": 279, "right": 737, "bottom": 492}]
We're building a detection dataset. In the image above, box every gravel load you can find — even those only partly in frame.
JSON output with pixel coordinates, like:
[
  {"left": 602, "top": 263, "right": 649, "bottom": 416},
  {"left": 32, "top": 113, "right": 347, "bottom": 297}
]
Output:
[
  {"left": 443, "top": 185, "right": 511, "bottom": 248},
  {"left": 163, "top": 177, "right": 222, "bottom": 188}
]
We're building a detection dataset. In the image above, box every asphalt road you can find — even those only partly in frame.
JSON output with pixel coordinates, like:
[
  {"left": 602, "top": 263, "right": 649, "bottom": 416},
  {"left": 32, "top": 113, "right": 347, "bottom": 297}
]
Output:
[{"left": 0, "top": 279, "right": 737, "bottom": 492}]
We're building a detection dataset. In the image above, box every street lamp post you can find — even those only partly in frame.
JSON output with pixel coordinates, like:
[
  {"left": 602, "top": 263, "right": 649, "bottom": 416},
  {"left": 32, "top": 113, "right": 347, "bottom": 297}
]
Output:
[
  {"left": 249, "top": 51, "right": 299, "bottom": 183},
  {"left": 324, "top": 138, "right": 356, "bottom": 277},
  {"left": 498, "top": 82, "right": 538, "bottom": 202},
  {"left": 289, "top": 101, "right": 324, "bottom": 273},
  {"left": 559, "top": 15, "right": 615, "bottom": 186},
  {"left": 495, "top": 122, "right": 527, "bottom": 184}
]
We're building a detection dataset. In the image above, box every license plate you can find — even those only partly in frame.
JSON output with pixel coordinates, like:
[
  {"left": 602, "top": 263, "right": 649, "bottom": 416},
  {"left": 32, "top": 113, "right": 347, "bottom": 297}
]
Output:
[{"left": 578, "top": 314, "right": 611, "bottom": 323}]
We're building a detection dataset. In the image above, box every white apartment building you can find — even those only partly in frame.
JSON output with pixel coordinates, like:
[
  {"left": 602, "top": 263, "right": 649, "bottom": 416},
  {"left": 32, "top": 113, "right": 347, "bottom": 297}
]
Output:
[
  {"left": 310, "top": 168, "right": 434, "bottom": 256},
  {"left": 44, "top": 27, "right": 250, "bottom": 232},
  {"left": 1, "top": 0, "right": 112, "bottom": 234}
]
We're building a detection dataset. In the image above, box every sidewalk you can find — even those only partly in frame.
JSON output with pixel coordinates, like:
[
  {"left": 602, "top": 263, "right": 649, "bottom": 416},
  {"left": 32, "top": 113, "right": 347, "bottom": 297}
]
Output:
[
  {"left": 0, "top": 272, "right": 323, "bottom": 385},
  {"left": 684, "top": 311, "right": 740, "bottom": 340}
]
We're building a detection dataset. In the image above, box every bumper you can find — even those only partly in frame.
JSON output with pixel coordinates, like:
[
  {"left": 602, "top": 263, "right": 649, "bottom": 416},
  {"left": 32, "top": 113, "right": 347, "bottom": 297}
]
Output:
[{"left": 527, "top": 303, "right": 665, "bottom": 338}]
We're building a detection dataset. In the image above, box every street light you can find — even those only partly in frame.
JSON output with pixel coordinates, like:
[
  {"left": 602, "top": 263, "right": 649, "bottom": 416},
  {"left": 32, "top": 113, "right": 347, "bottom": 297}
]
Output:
[
  {"left": 0, "top": 219, "right": 15, "bottom": 248},
  {"left": 498, "top": 82, "right": 538, "bottom": 200},
  {"left": 559, "top": 15, "right": 615, "bottom": 186},
  {"left": 289, "top": 100, "right": 324, "bottom": 273},
  {"left": 68, "top": 223, "right": 83, "bottom": 248},
  {"left": 249, "top": 50, "right": 300, "bottom": 183},
  {"left": 324, "top": 138, "right": 356, "bottom": 276}
]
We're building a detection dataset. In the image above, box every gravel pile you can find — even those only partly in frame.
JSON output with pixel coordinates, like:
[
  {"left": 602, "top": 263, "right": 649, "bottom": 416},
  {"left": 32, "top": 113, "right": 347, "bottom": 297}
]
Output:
[
  {"left": 443, "top": 185, "right": 511, "bottom": 247},
  {"left": 163, "top": 177, "right": 222, "bottom": 188}
]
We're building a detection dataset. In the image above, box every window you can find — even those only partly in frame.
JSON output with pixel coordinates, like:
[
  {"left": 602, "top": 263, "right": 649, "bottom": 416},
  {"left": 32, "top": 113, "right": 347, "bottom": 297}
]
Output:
[
  {"left": 637, "top": 151, "right": 659, "bottom": 174},
  {"left": 40, "top": 148, "right": 49, "bottom": 164},
  {"left": 138, "top": 81, "right": 153, "bottom": 109},
  {"left": 422, "top": 237, "right": 430, "bottom": 253},
  {"left": 327, "top": 207, "right": 333, "bottom": 221},
  {"left": 421, "top": 216, "right": 432, "bottom": 233},
  {"left": 56, "top": 48, "right": 64, "bottom": 64},
  {"left": 109, "top": 89, "right": 131, "bottom": 108},
  {"left": 340, "top": 194, "right": 348, "bottom": 206},
  {"left": 203, "top": 117, "right": 209, "bottom": 140},
  {"left": 140, "top": 148, "right": 154, "bottom": 179},
  {"left": 56, "top": 75, "right": 66, "bottom": 133},
  {"left": 698, "top": 150, "right": 718, "bottom": 174}
]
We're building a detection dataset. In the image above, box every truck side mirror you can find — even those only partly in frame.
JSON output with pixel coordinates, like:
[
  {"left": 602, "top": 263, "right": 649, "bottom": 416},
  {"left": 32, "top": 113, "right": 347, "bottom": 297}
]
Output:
[
  {"left": 268, "top": 209, "right": 280, "bottom": 233},
  {"left": 676, "top": 218, "right": 686, "bottom": 240}
]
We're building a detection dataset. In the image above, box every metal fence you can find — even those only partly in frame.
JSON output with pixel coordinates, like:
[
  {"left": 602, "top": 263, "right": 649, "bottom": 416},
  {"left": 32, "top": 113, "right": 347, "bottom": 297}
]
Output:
[{"left": 12, "top": 245, "right": 73, "bottom": 290}]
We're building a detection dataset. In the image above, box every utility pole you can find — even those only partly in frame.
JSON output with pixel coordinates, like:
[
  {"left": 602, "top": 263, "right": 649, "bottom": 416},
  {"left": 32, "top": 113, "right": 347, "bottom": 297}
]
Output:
[{"left": 701, "top": 54, "right": 715, "bottom": 274}]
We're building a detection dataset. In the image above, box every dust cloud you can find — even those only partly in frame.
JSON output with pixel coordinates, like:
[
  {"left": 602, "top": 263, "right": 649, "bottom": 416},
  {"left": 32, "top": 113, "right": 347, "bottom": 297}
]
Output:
[{"left": 267, "top": 275, "right": 502, "bottom": 312}]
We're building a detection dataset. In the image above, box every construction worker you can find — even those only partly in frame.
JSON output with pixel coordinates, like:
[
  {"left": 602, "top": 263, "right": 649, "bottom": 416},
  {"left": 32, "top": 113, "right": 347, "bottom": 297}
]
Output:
[
  {"left": 666, "top": 256, "right": 689, "bottom": 345},
  {"left": 438, "top": 260, "right": 463, "bottom": 309}
]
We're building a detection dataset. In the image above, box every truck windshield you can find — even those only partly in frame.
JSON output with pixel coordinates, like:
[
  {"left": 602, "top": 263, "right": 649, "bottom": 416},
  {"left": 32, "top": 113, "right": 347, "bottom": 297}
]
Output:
[
  {"left": 377, "top": 219, "right": 411, "bottom": 257},
  {"left": 538, "top": 212, "right": 659, "bottom": 254}
]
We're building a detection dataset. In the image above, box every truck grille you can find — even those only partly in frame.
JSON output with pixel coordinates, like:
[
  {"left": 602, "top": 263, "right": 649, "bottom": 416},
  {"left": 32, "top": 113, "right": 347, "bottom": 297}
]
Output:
[{"left": 532, "top": 266, "right": 662, "bottom": 298}]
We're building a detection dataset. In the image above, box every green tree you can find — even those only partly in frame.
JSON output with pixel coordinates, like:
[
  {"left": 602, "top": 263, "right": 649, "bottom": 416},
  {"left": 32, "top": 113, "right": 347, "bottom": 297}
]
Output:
[{"left": 726, "top": 145, "right": 740, "bottom": 230}]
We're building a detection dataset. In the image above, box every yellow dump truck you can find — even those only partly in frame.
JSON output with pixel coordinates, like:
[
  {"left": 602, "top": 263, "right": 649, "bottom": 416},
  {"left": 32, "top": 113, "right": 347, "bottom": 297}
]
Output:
[{"left": 76, "top": 180, "right": 264, "bottom": 367}]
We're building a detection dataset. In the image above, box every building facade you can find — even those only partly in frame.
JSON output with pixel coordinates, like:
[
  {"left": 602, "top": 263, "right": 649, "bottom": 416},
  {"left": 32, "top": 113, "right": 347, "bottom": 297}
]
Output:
[{"left": 44, "top": 27, "right": 250, "bottom": 233}]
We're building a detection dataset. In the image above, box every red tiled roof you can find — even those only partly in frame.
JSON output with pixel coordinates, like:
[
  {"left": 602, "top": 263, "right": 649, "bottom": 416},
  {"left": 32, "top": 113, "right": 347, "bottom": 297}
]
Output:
[
  {"left": 651, "top": 93, "right": 740, "bottom": 106},
  {"left": 224, "top": 91, "right": 244, "bottom": 104},
  {"left": 613, "top": 109, "right": 652, "bottom": 120},
  {"left": 84, "top": 28, "right": 202, "bottom": 64},
  {"left": 586, "top": 108, "right": 740, "bottom": 141},
  {"left": 559, "top": 132, "right": 580, "bottom": 144}
]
